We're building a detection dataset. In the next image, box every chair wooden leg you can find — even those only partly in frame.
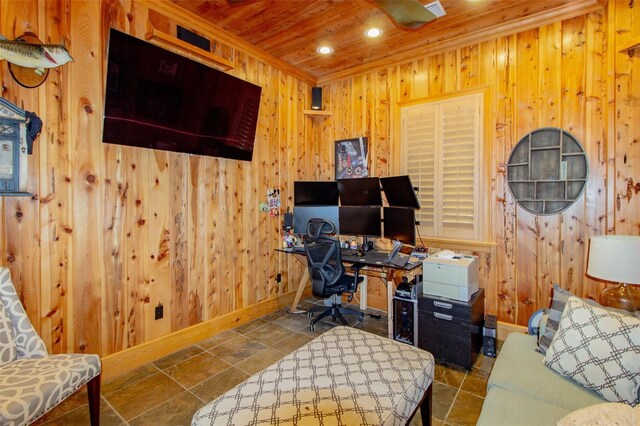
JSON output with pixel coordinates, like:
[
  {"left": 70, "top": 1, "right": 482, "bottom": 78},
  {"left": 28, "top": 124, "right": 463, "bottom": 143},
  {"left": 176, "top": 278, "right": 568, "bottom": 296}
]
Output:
[
  {"left": 87, "top": 373, "right": 101, "bottom": 426},
  {"left": 420, "top": 383, "right": 432, "bottom": 426}
]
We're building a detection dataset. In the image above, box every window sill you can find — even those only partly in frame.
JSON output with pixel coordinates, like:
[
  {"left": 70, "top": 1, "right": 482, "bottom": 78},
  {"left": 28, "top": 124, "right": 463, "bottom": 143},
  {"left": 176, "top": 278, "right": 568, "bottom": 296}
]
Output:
[{"left": 417, "top": 237, "right": 496, "bottom": 253}]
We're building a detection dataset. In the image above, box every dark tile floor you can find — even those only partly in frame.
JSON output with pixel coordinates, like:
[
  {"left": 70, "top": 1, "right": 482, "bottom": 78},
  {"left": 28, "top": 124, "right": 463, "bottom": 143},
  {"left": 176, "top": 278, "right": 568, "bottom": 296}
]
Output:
[{"left": 34, "top": 299, "right": 497, "bottom": 426}]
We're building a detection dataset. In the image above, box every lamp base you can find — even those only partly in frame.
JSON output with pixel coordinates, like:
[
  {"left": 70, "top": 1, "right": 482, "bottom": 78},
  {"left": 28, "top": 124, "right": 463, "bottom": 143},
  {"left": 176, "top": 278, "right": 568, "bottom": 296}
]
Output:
[{"left": 599, "top": 283, "right": 640, "bottom": 313}]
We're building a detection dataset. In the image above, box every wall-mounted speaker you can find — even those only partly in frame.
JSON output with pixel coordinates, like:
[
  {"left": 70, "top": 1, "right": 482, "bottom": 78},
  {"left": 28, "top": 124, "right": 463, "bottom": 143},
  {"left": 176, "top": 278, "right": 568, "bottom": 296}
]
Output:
[
  {"left": 177, "top": 26, "right": 210, "bottom": 52},
  {"left": 311, "top": 87, "right": 322, "bottom": 110}
]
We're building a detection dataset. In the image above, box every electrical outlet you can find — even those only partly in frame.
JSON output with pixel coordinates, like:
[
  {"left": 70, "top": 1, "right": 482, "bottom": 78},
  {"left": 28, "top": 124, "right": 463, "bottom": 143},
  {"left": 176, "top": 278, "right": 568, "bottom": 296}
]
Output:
[{"left": 155, "top": 304, "right": 163, "bottom": 320}]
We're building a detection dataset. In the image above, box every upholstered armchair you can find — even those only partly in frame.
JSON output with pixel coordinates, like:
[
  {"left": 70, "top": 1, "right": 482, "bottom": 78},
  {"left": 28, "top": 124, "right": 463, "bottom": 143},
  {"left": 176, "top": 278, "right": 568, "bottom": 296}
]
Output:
[{"left": 0, "top": 267, "right": 101, "bottom": 425}]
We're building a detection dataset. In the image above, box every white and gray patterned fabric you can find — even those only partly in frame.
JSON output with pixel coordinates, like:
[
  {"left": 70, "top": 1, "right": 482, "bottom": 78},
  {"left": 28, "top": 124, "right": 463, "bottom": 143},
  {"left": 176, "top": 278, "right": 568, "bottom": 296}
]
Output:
[
  {"left": 0, "top": 301, "right": 17, "bottom": 366},
  {"left": 0, "top": 268, "right": 47, "bottom": 359},
  {"left": 544, "top": 297, "right": 640, "bottom": 406},
  {"left": 0, "top": 267, "right": 101, "bottom": 426},
  {"left": 192, "top": 326, "right": 435, "bottom": 426}
]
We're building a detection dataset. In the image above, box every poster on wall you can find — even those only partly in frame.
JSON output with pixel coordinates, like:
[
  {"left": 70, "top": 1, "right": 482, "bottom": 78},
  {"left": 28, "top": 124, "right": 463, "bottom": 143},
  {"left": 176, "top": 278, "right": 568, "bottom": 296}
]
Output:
[{"left": 335, "top": 137, "right": 368, "bottom": 180}]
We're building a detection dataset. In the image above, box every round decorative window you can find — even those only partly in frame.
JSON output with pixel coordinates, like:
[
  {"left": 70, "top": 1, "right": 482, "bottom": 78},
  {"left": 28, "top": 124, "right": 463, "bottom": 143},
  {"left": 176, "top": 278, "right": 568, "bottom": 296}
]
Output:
[{"left": 507, "top": 128, "right": 588, "bottom": 215}]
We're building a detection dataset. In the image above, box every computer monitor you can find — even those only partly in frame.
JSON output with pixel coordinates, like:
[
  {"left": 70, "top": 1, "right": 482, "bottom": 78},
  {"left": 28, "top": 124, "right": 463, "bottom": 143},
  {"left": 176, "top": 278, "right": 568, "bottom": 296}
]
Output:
[
  {"left": 294, "top": 181, "right": 339, "bottom": 206},
  {"left": 337, "top": 177, "right": 382, "bottom": 206},
  {"left": 293, "top": 206, "right": 340, "bottom": 234},
  {"left": 383, "top": 207, "right": 416, "bottom": 245},
  {"left": 380, "top": 175, "right": 420, "bottom": 209},
  {"left": 339, "top": 206, "right": 382, "bottom": 237}
]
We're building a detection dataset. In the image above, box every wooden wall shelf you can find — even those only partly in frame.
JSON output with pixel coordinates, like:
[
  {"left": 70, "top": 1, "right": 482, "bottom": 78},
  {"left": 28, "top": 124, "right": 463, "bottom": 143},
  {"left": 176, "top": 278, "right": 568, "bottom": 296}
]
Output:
[
  {"left": 145, "top": 27, "right": 234, "bottom": 71},
  {"left": 303, "top": 110, "right": 333, "bottom": 117},
  {"left": 507, "top": 128, "right": 588, "bottom": 215},
  {"left": 619, "top": 36, "right": 640, "bottom": 58}
]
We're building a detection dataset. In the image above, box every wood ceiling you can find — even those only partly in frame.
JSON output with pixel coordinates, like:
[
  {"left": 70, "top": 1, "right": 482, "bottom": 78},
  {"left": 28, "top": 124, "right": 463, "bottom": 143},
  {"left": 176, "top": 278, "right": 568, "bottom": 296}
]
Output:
[{"left": 171, "top": 0, "right": 602, "bottom": 83}]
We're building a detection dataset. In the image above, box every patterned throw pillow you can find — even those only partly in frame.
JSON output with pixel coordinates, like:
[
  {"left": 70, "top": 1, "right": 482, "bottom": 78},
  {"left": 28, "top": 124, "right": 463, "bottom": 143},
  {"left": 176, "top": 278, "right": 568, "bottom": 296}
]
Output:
[
  {"left": 537, "top": 284, "right": 575, "bottom": 354},
  {"left": 0, "top": 300, "right": 17, "bottom": 366},
  {"left": 543, "top": 297, "right": 640, "bottom": 405}
]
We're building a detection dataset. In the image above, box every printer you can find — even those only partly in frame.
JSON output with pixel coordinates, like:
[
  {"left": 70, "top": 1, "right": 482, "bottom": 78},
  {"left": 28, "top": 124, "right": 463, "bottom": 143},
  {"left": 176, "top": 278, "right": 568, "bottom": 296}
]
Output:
[{"left": 423, "top": 251, "right": 478, "bottom": 301}]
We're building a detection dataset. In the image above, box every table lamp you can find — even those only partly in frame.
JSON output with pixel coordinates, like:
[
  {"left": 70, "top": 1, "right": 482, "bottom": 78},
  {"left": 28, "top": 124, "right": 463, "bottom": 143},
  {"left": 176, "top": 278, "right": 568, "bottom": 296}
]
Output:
[{"left": 586, "top": 235, "right": 640, "bottom": 312}]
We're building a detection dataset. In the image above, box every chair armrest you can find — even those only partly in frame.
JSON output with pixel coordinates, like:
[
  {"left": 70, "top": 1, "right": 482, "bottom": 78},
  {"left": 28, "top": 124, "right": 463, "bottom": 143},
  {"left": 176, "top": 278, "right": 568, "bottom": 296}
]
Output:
[{"left": 348, "top": 264, "right": 363, "bottom": 287}]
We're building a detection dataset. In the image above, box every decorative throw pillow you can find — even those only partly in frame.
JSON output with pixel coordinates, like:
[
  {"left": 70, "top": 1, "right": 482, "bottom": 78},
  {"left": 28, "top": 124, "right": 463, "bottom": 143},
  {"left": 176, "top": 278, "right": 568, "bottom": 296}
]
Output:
[
  {"left": 543, "top": 297, "right": 640, "bottom": 405},
  {"left": 0, "top": 301, "right": 17, "bottom": 366},
  {"left": 537, "top": 284, "right": 575, "bottom": 354},
  {"left": 557, "top": 402, "right": 640, "bottom": 426}
]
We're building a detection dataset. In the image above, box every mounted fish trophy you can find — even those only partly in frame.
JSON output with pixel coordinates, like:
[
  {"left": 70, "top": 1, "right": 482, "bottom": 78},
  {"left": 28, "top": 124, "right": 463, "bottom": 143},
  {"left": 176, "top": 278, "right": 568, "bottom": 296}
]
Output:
[
  {"left": 0, "top": 98, "right": 30, "bottom": 194},
  {"left": 0, "top": 33, "right": 73, "bottom": 88}
]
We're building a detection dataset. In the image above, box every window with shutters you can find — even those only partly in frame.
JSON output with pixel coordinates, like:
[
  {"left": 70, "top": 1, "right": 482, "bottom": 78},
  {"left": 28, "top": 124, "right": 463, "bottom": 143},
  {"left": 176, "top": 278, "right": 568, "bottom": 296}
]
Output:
[{"left": 401, "top": 92, "right": 484, "bottom": 241}]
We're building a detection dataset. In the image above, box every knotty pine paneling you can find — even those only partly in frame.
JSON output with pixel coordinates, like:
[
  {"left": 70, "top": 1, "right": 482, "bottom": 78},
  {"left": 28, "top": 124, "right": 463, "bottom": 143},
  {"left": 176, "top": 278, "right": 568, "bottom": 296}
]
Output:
[
  {"left": 0, "top": 0, "right": 314, "bottom": 356},
  {"left": 1, "top": 0, "right": 639, "bottom": 361},
  {"left": 314, "top": 3, "right": 640, "bottom": 324}
]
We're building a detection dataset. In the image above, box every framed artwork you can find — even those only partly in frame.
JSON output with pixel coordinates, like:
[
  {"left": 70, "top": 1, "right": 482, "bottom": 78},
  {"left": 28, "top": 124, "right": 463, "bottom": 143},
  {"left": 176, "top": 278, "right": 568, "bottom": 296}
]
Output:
[{"left": 335, "top": 136, "right": 368, "bottom": 179}]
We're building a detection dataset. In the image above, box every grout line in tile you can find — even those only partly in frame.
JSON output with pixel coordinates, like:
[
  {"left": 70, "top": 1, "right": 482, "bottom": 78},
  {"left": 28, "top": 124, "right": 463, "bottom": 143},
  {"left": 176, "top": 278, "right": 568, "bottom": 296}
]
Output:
[
  {"left": 102, "top": 394, "right": 130, "bottom": 426},
  {"left": 442, "top": 370, "right": 467, "bottom": 424}
]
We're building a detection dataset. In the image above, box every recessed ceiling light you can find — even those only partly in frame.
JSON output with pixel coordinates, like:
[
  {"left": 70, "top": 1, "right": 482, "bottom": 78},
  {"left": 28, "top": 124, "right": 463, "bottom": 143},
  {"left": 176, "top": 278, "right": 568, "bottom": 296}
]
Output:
[
  {"left": 317, "top": 46, "right": 334, "bottom": 55},
  {"left": 364, "top": 28, "right": 383, "bottom": 38}
]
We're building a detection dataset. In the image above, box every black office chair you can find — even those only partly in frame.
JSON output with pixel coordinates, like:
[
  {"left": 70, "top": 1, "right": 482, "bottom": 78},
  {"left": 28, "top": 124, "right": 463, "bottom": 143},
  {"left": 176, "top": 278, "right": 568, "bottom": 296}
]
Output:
[{"left": 304, "top": 218, "right": 365, "bottom": 331}]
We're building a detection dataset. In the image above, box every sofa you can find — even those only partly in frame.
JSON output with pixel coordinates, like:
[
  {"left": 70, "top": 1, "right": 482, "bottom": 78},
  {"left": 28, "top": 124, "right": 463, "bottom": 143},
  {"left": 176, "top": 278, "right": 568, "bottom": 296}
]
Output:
[
  {"left": 478, "top": 288, "right": 639, "bottom": 426},
  {"left": 477, "top": 332, "right": 606, "bottom": 425}
]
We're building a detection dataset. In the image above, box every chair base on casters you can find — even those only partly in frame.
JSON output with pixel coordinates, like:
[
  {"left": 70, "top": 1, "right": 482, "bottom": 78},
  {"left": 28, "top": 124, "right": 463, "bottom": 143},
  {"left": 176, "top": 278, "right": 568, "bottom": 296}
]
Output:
[{"left": 309, "top": 303, "right": 365, "bottom": 331}]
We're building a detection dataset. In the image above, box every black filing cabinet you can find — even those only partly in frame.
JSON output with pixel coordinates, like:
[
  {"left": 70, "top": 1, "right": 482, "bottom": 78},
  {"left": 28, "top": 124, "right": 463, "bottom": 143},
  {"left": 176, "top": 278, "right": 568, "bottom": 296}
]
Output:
[{"left": 417, "top": 288, "right": 484, "bottom": 370}]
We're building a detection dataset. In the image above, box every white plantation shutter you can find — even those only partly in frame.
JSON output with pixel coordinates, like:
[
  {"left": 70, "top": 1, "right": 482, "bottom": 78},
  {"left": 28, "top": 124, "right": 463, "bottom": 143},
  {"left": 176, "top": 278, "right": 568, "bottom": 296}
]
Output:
[
  {"left": 404, "top": 105, "right": 436, "bottom": 234},
  {"left": 402, "top": 92, "right": 483, "bottom": 241}
]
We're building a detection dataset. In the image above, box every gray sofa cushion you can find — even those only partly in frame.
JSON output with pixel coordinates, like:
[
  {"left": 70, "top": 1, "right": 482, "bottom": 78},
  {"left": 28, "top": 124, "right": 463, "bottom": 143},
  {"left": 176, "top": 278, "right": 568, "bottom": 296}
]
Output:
[
  {"left": 477, "top": 387, "right": 571, "bottom": 426},
  {"left": 487, "top": 333, "right": 605, "bottom": 411}
]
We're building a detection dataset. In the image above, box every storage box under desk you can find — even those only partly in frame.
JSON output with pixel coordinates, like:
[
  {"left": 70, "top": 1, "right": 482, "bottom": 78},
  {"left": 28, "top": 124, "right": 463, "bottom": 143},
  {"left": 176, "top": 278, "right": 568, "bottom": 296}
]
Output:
[{"left": 417, "top": 289, "right": 484, "bottom": 370}]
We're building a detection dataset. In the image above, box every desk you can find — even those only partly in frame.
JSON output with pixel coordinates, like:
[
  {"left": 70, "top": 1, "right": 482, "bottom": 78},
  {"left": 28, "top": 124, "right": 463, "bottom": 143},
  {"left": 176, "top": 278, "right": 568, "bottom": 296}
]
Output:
[{"left": 278, "top": 247, "right": 420, "bottom": 338}]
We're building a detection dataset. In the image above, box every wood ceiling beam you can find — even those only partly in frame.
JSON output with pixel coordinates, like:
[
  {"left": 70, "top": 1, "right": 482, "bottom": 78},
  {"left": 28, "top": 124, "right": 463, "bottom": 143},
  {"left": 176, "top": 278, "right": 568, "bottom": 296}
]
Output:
[
  {"left": 317, "top": 0, "right": 603, "bottom": 85},
  {"left": 136, "top": 0, "right": 318, "bottom": 86}
]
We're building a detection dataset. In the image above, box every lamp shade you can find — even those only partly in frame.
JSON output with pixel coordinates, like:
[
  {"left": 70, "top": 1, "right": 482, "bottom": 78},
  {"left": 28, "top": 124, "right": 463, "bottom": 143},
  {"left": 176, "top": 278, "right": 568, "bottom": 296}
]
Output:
[{"left": 587, "top": 235, "right": 640, "bottom": 285}]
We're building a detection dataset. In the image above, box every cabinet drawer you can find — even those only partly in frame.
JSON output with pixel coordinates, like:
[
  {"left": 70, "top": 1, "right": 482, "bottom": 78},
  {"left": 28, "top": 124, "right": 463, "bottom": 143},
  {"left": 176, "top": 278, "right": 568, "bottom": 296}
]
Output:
[
  {"left": 418, "top": 297, "right": 472, "bottom": 320},
  {"left": 418, "top": 316, "right": 482, "bottom": 369},
  {"left": 417, "top": 309, "right": 470, "bottom": 328}
]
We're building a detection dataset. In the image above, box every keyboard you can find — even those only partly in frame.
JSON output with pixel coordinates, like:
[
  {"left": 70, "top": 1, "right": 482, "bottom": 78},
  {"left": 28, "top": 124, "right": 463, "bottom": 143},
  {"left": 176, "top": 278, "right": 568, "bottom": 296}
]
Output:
[
  {"left": 341, "top": 248, "right": 358, "bottom": 256},
  {"left": 364, "top": 251, "right": 391, "bottom": 263}
]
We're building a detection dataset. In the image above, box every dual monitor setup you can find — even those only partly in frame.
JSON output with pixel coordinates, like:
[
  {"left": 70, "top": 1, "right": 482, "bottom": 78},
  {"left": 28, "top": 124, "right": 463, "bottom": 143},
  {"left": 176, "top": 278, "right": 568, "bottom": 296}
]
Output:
[{"left": 293, "top": 176, "right": 419, "bottom": 246}]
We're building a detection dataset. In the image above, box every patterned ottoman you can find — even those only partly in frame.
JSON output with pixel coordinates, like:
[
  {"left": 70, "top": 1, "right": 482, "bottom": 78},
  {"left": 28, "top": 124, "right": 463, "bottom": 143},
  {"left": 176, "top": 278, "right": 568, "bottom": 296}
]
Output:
[{"left": 192, "top": 326, "right": 435, "bottom": 426}]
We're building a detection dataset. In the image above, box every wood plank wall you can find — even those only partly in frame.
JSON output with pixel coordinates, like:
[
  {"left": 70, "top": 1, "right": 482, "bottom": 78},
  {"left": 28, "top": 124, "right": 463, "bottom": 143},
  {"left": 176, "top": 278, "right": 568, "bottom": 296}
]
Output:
[
  {"left": 0, "top": 0, "right": 321, "bottom": 357},
  {"left": 316, "top": 1, "right": 640, "bottom": 325},
  {"left": 0, "top": 0, "right": 638, "bottom": 364}
]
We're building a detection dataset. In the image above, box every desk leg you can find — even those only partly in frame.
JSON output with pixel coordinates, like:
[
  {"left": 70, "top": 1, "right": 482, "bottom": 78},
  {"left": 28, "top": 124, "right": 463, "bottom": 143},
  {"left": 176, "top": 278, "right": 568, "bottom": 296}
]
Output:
[
  {"left": 386, "top": 270, "right": 396, "bottom": 339},
  {"left": 288, "top": 267, "right": 310, "bottom": 314},
  {"left": 360, "top": 276, "right": 368, "bottom": 311}
]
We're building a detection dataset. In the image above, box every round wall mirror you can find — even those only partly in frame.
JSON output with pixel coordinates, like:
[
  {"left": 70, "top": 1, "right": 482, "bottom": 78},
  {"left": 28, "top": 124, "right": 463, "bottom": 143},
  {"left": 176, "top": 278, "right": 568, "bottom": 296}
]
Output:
[{"left": 507, "top": 127, "right": 588, "bottom": 215}]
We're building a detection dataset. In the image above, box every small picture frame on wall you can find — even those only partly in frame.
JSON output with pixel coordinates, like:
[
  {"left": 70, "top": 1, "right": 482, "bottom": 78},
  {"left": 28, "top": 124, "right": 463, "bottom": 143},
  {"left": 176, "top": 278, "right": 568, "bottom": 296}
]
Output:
[{"left": 335, "top": 137, "right": 368, "bottom": 180}]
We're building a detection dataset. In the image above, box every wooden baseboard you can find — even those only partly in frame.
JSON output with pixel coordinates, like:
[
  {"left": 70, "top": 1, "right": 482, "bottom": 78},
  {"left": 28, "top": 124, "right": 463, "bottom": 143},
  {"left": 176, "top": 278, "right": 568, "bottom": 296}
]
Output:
[
  {"left": 496, "top": 321, "right": 528, "bottom": 341},
  {"left": 101, "top": 287, "right": 312, "bottom": 381}
]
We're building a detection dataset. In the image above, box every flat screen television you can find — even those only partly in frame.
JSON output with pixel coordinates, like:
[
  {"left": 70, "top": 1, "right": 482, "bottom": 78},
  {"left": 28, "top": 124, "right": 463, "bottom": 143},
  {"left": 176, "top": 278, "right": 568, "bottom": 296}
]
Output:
[
  {"left": 337, "top": 177, "right": 382, "bottom": 206},
  {"left": 294, "top": 181, "right": 339, "bottom": 206},
  {"left": 339, "top": 206, "right": 381, "bottom": 237},
  {"left": 102, "top": 28, "right": 262, "bottom": 161},
  {"left": 293, "top": 206, "right": 340, "bottom": 235},
  {"left": 383, "top": 207, "right": 416, "bottom": 245},
  {"left": 380, "top": 175, "right": 420, "bottom": 209}
]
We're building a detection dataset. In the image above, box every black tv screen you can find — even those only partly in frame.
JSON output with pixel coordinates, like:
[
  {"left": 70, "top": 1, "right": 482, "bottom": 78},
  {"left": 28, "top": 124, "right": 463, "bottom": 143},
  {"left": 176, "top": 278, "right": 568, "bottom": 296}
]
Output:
[
  {"left": 293, "top": 206, "right": 340, "bottom": 234},
  {"left": 339, "top": 206, "right": 381, "bottom": 237},
  {"left": 380, "top": 175, "right": 420, "bottom": 209},
  {"left": 383, "top": 207, "right": 416, "bottom": 245},
  {"left": 102, "top": 28, "right": 262, "bottom": 161},
  {"left": 294, "top": 181, "right": 339, "bottom": 206},
  {"left": 337, "top": 177, "right": 382, "bottom": 206}
]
